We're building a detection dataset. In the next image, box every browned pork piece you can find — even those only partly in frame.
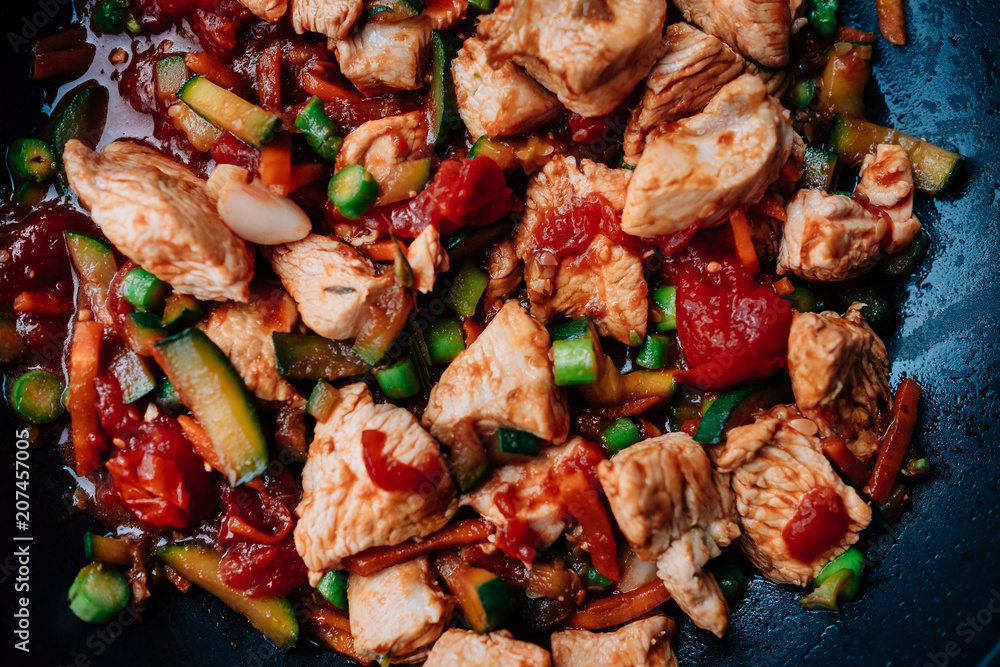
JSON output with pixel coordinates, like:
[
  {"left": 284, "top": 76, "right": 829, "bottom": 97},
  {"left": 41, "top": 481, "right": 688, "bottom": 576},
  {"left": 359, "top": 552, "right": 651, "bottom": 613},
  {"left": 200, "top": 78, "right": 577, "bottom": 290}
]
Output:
[
  {"left": 263, "top": 234, "right": 390, "bottom": 340},
  {"left": 347, "top": 557, "right": 455, "bottom": 662},
  {"left": 714, "top": 408, "right": 872, "bottom": 586},
  {"left": 195, "top": 285, "right": 300, "bottom": 403},
  {"left": 477, "top": 0, "right": 667, "bottom": 117},
  {"left": 598, "top": 434, "right": 740, "bottom": 637},
  {"left": 294, "top": 383, "right": 457, "bottom": 584},
  {"left": 622, "top": 75, "right": 796, "bottom": 238},
  {"left": 238, "top": 0, "right": 287, "bottom": 21},
  {"left": 424, "top": 628, "right": 552, "bottom": 667},
  {"left": 422, "top": 300, "right": 570, "bottom": 447},
  {"left": 291, "top": 0, "right": 362, "bottom": 45},
  {"left": 463, "top": 437, "right": 596, "bottom": 549},
  {"left": 406, "top": 225, "right": 449, "bottom": 294},
  {"left": 482, "top": 238, "right": 523, "bottom": 321},
  {"left": 786, "top": 304, "right": 892, "bottom": 464},
  {"left": 335, "top": 111, "right": 430, "bottom": 178},
  {"left": 452, "top": 36, "right": 563, "bottom": 139},
  {"left": 551, "top": 615, "right": 678, "bottom": 667},
  {"left": 855, "top": 143, "right": 922, "bottom": 253},
  {"left": 672, "top": 0, "right": 791, "bottom": 67},
  {"left": 63, "top": 140, "right": 254, "bottom": 302},
  {"left": 514, "top": 156, "right": 646, "bottom": 344},
  {"left": 777, "top": 189, "right": 886, "bottom": 281}
]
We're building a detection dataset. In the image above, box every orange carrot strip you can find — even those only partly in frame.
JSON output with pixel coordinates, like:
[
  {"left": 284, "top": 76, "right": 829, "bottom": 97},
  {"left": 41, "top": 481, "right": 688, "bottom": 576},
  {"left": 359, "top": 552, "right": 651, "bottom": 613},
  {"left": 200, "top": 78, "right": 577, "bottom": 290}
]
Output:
[
  {"left": 780, "top": 158, "right": 801, "bottom": 182},
  {"left": 357, "top": 239, "right": 399, "bottom": 262},
  {"left": 270, "top": 163, "right": 327, "bottom": 197},
  {"left": 177, "top": 415, "right": 225, "bottom": 475},
  {"left": 341, "top": 518, "right": 494, "bottom": 576},
  {"left": 307, "top": 608, "right": 366, "bottom": 662},
  {"left": 730, "top": 208, "right": 760, "bottom": 275},
  {"left": 566, "top": 581, "right": 672, "bottom": 630},
  {"left": 301, "top": 68, "right": 363, "bottom": 105},
  {"left": 260, "top": 136, "right": 293, "bottom": 192},
  {"left": 461, "top": 317, "right": 484, "bottom": 346},
  {"left": 592, "top": 396, "right": 663, "bottom": 420},
  {"left": 836, "top": 26, "right": 877, "bottom": 43},
  {"left": 14, "top": 291, "right": 73, "bottom": 316},
  {"left": 185, "top": 52, "right": 243, "bottom": 92},
  {"left": 751, "top": 193, "right": 787, "bottom": 222},
  {"left": 772, "top": 277, "right": 795, "bottom": 296},
  {"left": 875, "top": 0, "right": 906, "bottom": 45},
  {"left": 822, "top": 435, "right": 870, "bottom": 488},
  {"left": 256, "top": 44, "right": 282, "bottom": 112},
  {"left": 865, "top": 378, "right": 921, "bottom": 504},
  {"left": 69, "top": 320, "right": 107, "bottom": 476}
]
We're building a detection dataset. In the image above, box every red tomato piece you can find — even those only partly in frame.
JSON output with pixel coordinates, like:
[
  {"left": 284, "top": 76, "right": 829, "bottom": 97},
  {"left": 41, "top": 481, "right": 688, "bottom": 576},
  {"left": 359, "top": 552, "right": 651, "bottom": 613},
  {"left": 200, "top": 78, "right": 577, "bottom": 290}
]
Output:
[
  {"left": 362, "top": 429, "right": 445, "bottom": 496},
  {"left": 567, "top": 112, "right": 612, "bottom": 144},
  {"left": 782, "top": 486, "right": 849, "bottom": 562},
  {"left": 219, "top": 539, "right": 308, "bottom": 598}
]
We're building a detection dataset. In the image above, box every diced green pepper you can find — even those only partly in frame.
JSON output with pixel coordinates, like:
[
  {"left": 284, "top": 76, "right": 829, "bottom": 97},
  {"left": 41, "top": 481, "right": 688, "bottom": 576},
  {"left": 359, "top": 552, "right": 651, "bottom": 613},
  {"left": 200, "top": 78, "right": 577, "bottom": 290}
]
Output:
[
  {"left": 8, "top": 138, "right": 57, "bottom": 183},
  {"left": 709, "top": 560, "right": 748, "bottom": 601},
  {"left": 375, "top": 355, "right": 421, "bottom": 400},
  {"left": 68, "top": 563, "right": 129, "bottom": 624},
  {"left": 156, "top": 378, "right": 183, "bottom": 411},
  {"left": 16, "top": 182, "right": 48, "bottom": 206},
  {"left": 444, "top": 263, "right": 489, "bottom": 317},
  {"left": 492, "top": 427, "right": 542, "bottom": 457},
  {"left": 801, "top": 547, "right": 864, "bottom": 611},
  {"left": 328, "top": 164, "right": 379, "bottom": 219},
  {"left": 809, "top": 0, "right": 839, "bottom": 37},
  {"left": 122, "top": 267, "right": 170, "bottom": 313},
  {"left": 900, "top": 454, "right": 930, "bottom": 480},
  {"left": 651, "top": 286, "right": 677, "bottom": 332},
  {"left": 10, "top": 370, "right": 66, "bottom": 424},
  {"left": 635, "top": 334, "right": 672, "bottom": 370},
  {"left": 552, "top": 337, "right": 598, "bottom": 386},
  {"left": 784, "top": 286, "right": 818, "bottom": 313},
  {"left": 295, "top": 96, "right": 343, "bottom": 162},
  {"left": 601, "top": 417, "right": 641, "bottom": 453},
  {"left": 584, "top": 566, "right": 613, "bottom": 589},
  {"left": 879, "top": 230, "right": 930, "bottom": 277},
  {"left": 0, "top": 314, "right": 26, "bottom": 363},
  {"left": 316, "top": 570, "right": 348, "bottom": 611},
  {"left": 425, "top": 318, "right": 466, "bottom": 365},
  {"left": 93, "top": 0, "right": 130, "bottom": 33},
  {"left": 783, "top": 78, "right": 815, "bottom": 107},
  {"left": 467, "top": 0, "right": 496, "bottom": 12},
  {"left": 550, "top": 317, "right": 594, "bottom": 342}
]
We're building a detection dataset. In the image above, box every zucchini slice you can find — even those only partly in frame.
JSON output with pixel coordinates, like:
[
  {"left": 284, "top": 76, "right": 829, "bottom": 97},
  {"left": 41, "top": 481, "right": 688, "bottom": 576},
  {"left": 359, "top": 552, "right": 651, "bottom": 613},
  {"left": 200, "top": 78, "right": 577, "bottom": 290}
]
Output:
[
  {"left": 273, "top": 333, "right": 368, "bottom": 381},
  {"left": 155, "top": 55, "right": 188, "bottom": 101},
  {"left": 429, "top": 30, "right": 464, "bottom": 151},
  {"left": 177, "top": 76, "right": 281, "bottom": 148},
  {"left": 155, "top": 543, "right": 299, "bottom": 650},
  {"left": 694, "top": 381, "right": 793, "bottom": 445},
  {"left": 443, "top": 565, "right": 516, "bottom": 633},
  {"left": 798, "top": 147, "right": 838, "bottom": 190},
  {"left": 153, "top": 328, "right": 268, "bottom": 486},
  {"left": 829, "top": 115, "right": 964, "bottom": 195}
]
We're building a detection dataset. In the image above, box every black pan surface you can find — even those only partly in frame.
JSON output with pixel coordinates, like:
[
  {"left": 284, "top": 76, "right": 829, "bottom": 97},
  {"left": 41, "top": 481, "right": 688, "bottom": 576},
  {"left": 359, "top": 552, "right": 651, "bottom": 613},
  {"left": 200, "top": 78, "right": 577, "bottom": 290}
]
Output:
[{"left": 1, "top": 1, "right": 999, "bottom": 665}]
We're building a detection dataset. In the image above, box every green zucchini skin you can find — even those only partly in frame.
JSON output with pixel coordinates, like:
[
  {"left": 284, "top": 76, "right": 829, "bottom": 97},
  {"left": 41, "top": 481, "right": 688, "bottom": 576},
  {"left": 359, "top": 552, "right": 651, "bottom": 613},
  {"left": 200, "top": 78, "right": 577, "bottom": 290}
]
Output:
[
  {"left": 694, "top": 381, "right": 793, "bottom": 445},
  {"left": 177, "top": 76, "right": 281, "bottom": 148}
]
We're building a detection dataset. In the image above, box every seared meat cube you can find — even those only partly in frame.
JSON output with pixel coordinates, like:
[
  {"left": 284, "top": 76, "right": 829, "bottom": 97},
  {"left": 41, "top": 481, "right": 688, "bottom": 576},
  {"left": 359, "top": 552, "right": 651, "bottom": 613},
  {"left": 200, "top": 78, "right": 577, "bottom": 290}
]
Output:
[
  {"left": 598, "top": 434, "right": 740, "bottom": 637},
  {"left": 855, "top": 143, "right": 922, "bottom": 254},
  {"left": 787, "top": 304, "right": 891, "bottom": 464},
  {"left": 672, "top": 0, "right": 790, "bottom": 67},
  {"left": 452, "top": 36, "right": 562, "bottom": 139},
  {"left": 425, "top": 628, "right": 552, "bottom": 667},
  {"left": 407, "top": 225, "right": 449, "bottom": 294},
  {"left": 715, "top": 411, "right": 872, "bottom": 586},
  {"left": 335, "top": 111, "right": 429, "bottom": 179},
  {"left": 423, "top": 300, "right": 569, "bottom": 447},
  {"left": 622, "top": 75, "right": 796, "bottom": 238},
  {"left": 477, "top": 0, "right": 667, "bottom": 117},
  {"left": 348, "top": 557, "right": 455, "bottom": 662},
  {"left": 551, "top": 615, "right": 677, "bottom": 667},
  {"left": 463, "top": 437, "right": 595, "bottom": 549},
  {"left": 195, "top": 285, "right": 300, "bottom": 403},
  {"left": 514, "top": 156, "right": 646, "bottom": 344},
  {"left": 238, "top": 0, "right": 286, "bottom": 21},
  {"left": 623, "top": 23, "right": 744, "bottom": 163},
  {"left": 291, "top": 0, "right": 362, "bottom": 45},
  {"left": 483, "top": 238, "right": 523, "bottom": 321},
  {"left": 63, "top": 140, "right": 253, "bottom": 302},
  {"left": 263, "top": 234, "right": 390, "bottom": 340},
  {"left": 294, "top": 383, "right": 457, "bottom": 582},
  {"left": 777, "top": 189, "right": 887, "bottom": 281}
]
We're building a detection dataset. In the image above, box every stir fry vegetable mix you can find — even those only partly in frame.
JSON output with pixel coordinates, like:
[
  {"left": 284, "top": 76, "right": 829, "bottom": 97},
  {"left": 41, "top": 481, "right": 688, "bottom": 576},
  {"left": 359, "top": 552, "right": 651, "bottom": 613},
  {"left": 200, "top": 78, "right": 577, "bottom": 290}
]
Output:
[{"left": 0, "top": 0, "right": 954, "bottom": 660}]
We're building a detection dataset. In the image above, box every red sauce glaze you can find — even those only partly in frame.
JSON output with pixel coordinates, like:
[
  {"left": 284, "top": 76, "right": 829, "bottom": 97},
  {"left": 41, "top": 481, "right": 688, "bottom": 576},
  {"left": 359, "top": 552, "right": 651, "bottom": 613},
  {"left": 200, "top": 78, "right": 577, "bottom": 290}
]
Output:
[
  {"left": 218, "top": 540, "right": 308, "bottom": 598},
  {"left": 782, "top": 486, "right": 850, "bottom": 563},
  {"left": 211, "top": 132, "right": 261, "bottom": 172},
  {"left": 349, "top": 157, "right": 513, "bottom": 238},
  {"left": 95, "top": 375, "right": 218, "bottom": 530},
  {"left": 567, "top": 112, "right": 612, "bottom": 144},
  {"left": 362, "top": 429, "right": 445, "bottom": 497},
  {"left": 494, "top": 486, "right": 540, "bottom": 566},
  {"left": 669, "top": 230, "right": 792, "bottom": 391}
]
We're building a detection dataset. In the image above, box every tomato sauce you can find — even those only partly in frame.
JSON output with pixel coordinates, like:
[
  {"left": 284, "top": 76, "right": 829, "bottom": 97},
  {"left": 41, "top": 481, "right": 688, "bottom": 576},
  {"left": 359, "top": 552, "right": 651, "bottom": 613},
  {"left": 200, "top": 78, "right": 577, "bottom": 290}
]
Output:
[
  {"left": 782, "top": 486, "right": 850, "bottom": 562},
  {"left": 361, "top": 429, "right": 446, "bottom": 497}
]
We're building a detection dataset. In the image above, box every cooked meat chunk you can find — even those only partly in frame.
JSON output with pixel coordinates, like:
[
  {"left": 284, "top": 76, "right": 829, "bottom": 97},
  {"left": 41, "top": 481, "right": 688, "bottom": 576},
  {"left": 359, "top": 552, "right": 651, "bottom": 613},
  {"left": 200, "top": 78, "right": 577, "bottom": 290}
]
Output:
[
  {"left": 515, "top": 156, "right": 645, "bottom": 344},
  {"left": 787, "top": 304, "right": 891, "bottom": 463},
  {"left": 101, "top": 141, "right": 206, "bottom": 189},
  {"left": 598, "top": 434, "right": 740, "bottom": 637},
  {"left": 335, "top": 17, "right": 434, "bottom": 94},
  {"left": 348, "top": 557, "right": 454, "bottom": 662},
  {"left": 623, "top": 23, "right": 744, "bottom": 163},
  {"left": 238, "top": 0, "right": 287, "bottom": 21},
  {"left": 715, "top": 411, "right": 872, "bottom": 586},
  {"left": 263, "top": 234, "right": 389, "bottom": 340},
  {"left": 63, "top": 140, "right": 253, "bottom": 302},
  {"left": 855, "top": 143, "right": 922, "bottom": 253},
  {"left": 291, "top": 0, "right": 362, "bottom": 45},
  {"left": 477, "top": 0, "right": 667, "bottom": 117},
  {"left": 463, "top": 437, "right": 595, "bottom": 549},
  {"left": 407, "top": 225, "right": 449, "bottom": 294},
  {"left": 452, "top": 36, "right": 562, "bottom": 139},
  {"left": 294, "top": 383, "right": 457, "bottom": 582},
  {"left": 195, "top": 285, "right": 299, "bottom": 403},
  {"left": 483, "top": 238, "right": 523, "bottom": 320},
  {"left": 777, "top": 189, "right": 887, "bottom": 281},
  {"left": 673, "top": 0, "right": 790, "bottom": 67},
  {"left": 335, "top": 111, "right": 429, "bottom": 179},
  {"left": 622, "top": 75, "right": 795, "bottom": 238},
  {"left": 423, "top": 300, "right": 569, "bottom": 447},
  {"left": 551, "top": 615, "right": 677, "bottom": 667},
  {"left": 425, "top": 629, "right": 552, "bottom": 667}
]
